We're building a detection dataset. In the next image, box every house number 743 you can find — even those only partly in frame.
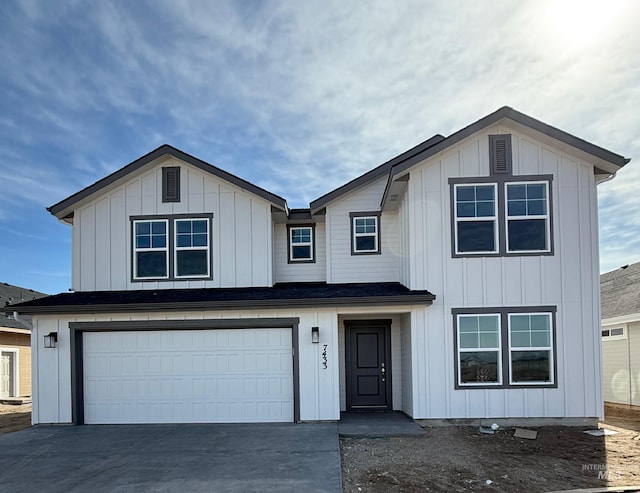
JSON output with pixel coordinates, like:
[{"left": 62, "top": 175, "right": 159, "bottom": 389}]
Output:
[{"left": 322, "top": 344, "right": 328, "bottom": 369}]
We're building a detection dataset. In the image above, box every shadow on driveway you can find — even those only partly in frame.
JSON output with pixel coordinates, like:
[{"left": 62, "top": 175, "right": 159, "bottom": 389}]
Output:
[{"left": 0, "top": 422, "right": 341, "bottom": 493}]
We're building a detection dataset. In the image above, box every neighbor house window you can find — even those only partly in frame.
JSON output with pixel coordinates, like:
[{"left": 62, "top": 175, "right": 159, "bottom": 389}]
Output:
[
  {"left": 454, "top": 184, "right": 498, "bottom": 254},
  {"left": 506, "top": 182, "right": 550, "bottom": 253},
  {"left": 133, "top": 219, "right": 169, "bottom": 279},
  {"left": 453, "top": 307, "right": 556, "bottom": 389},
  {"left": 602, "top": 327, "right": 626, "bottom": 340},
  {"left": 288, "top": 226, "right": 314, "bottom": 262},
  {"left": 175, "top": 219, "right": 210, "bottom": 277},
  {"left": 350, "top": 212, "right": 381, "bottom": 254},
  {"left": 131, "top": 214, "right": 212, "bottom": 281}
]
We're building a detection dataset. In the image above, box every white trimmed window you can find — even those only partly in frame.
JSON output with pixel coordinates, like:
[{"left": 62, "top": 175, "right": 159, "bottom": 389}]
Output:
[
  {"left": 352, "top": 216, "right": 379, "bottom": 253},
  {"left": 508, "top": 313, "right": 554, "bottom": 385},
  {"left": 131, "top": 215, "right": 212, "bottom": 281},
  {"left": 454, "top": 184, "right": 498, "bottom": 254},
  {"left": 506, "top": 182, "right": 550, "bottom": 253},
  {"left": 602, "top": 326, "right": 626, "bottom": 340},
  {"left": 456, "top": 314, "right": 502, "bottom": 385},
  {"left": 133, "top": 219, "right": 169, "bottom": 279},
  {"left": 175, "top": 218, "right": 210, "bottom": 278},
  {"left": 289, "top": 226, "right": 314, "bottom": 262},
  {"left": 454, "top": 307, "right": 556, "bottom": 388}
]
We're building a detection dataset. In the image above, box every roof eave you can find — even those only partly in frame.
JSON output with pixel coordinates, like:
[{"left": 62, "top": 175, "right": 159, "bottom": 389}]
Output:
[
  {"left": 9, "top": 294, "right": 435, "bottom": 315},
  {"left": 48, "top": 145, "right": 288, "bottom": 219}
]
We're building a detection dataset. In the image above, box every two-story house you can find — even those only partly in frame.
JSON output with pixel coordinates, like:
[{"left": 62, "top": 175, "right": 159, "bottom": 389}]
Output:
[{"left": 10, "top": 107, "right": 629, "bottom": 426}]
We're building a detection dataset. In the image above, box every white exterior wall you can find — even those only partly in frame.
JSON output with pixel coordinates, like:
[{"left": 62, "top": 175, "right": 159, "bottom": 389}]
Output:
[
  {"left": 602, "top": 322, "right": 639, "bottom": 406},
  {"left": 404, "top": 125, "right": 603, "bottom": 419},
  {"left": 31, "top": 308, "right": 343, "bottom": 425},
  {"left": 274, "top": 223, "right": 326, "bottom": 282},
  {"left": 72, "top": 157, "right": 274, "bottom": 291},
  {"left": 325, "top": 177, "right": 400, "bottom": 283}
]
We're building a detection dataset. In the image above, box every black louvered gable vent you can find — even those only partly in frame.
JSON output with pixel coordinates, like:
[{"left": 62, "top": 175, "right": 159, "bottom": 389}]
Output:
[
  {"left": 489, "top": 134, "right": 512, "bottom": 175},
  {"left": 162, "top": 166, "right": 180, "bottom": 202}
]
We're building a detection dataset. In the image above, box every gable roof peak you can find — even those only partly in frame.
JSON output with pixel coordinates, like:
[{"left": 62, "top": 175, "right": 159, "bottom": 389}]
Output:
[{"left": 47, "top": 144, "right": 288, "bottom": 220}]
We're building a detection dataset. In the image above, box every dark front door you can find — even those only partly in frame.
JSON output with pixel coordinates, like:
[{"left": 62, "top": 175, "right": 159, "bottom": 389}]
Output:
[{"left": 345, "top": 321, "right": 391, "bottom": 411}]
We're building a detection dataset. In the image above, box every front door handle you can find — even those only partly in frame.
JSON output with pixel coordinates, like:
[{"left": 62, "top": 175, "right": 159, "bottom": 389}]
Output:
[{"left": 381, "top": 362, "right": 386, "bottom": 382}]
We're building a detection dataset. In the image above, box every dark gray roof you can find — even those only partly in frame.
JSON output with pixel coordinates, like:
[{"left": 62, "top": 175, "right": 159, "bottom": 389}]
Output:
[
  {"left": 0, "top": 282, "right": 48, "bottom": 329},
  {"left": 48, "top": 144, "right": 288, "bottom": 218},
  {"left": 311, "top": 106, "right": 630, "bottom": 212},
  {"left": 601, "top": 262, "right": 640, "bottom": 320},
  {"left": 6, "top": 283, "right": 435, "bottom": 315},
  {"left": 310, "top": 134, "right": 446, "bottom": 212}
]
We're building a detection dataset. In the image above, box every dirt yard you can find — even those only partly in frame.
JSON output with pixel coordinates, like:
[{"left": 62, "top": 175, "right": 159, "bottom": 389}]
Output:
[
  {"left": 341, "top": 404, "right": 640, "bottom": 492},
  {"left": 0, "top": 403, "right": 31, "bottom": 436}
]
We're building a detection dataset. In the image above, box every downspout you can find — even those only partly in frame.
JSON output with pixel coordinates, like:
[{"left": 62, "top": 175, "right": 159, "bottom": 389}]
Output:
[{"left": 12, "top": 311, "right": 32, "bottom": 330}]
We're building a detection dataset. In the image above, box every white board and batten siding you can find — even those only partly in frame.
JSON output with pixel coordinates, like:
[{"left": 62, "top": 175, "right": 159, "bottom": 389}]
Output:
[
  {"left": 30, "top": 309, "right": 341, "bottom": 425},
  {"left": 73, "top": 157, "right": 273, "bottom": 292},
  {"left": 274, "top": 223, "right": 326, "bottom": 283},
  {"left": 325, "top": 176, "right": 401, "bottom": 284},
  {"left": 402, "top": 125, "right": 604, "bottom": 420}
]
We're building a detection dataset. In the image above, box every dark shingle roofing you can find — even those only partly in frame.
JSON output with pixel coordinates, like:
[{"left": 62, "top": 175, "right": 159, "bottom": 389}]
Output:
[
  {"left": 6, "top": 282, "right": 435, "bottom": 314},
  {"left": 601, "top": 262, "right": 640, "bottom": 320},
  {"left": 0, "top": 282, "right": 48, "bottom": 329}
]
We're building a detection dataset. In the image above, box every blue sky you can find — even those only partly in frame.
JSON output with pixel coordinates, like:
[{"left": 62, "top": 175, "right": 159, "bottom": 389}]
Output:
[{"left": 1, "top": 0, "right": 638, "bottom": 295}]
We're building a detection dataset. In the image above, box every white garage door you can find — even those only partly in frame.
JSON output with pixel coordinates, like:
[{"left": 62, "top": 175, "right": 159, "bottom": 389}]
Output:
[{"left": 83, "top": 328, "right": 293, "bottom": 424}]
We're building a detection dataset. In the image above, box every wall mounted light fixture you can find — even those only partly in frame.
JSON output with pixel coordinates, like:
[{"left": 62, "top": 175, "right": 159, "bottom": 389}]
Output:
[
  {"left": 311, "top": 326, "right": 319, "bottom": 343},
  {"left": 44, "top": 332, "right": 58, "bottom": 348}
]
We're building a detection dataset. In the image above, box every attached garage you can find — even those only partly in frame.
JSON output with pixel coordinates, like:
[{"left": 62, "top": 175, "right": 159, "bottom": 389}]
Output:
[{"left": 71, "top": 319, "right": 299, "bottom": 424}]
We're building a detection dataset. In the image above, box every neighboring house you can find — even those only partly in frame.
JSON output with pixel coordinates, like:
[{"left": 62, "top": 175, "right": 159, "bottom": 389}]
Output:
[
  {"left": 0, "top": 283, "right": 47, "bottom": 399},
  {"left": 7, "top": 106, "right": 630, "bottom": 426},
  {"left": 600, "top": 262, "right": 640, "bottom": 407}
]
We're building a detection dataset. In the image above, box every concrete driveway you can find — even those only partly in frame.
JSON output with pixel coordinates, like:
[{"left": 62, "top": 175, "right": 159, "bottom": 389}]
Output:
[{"left": 0, "top": 423, "right": 342, "bottom": 492}]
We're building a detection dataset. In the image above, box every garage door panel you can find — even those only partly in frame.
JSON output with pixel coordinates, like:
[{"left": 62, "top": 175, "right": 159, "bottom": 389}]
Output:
[{"left": 83, "top": 329, "right": 293, "bottom": 424}]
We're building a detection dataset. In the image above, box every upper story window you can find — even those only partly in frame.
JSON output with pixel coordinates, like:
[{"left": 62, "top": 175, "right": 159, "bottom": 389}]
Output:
[
  {"left": 506, "top": 182, "right": 550, "bottom": 253},
  {"left": 449, "top": 134, "right": 553, "bottom": 258},
  {"left": 288, "top": 225, "right": 315, "bottom": 263},
  {"left": 453, "top": 306, "right": 556, "bottom": 389},
  {"left": 134, "top": 220, "right": 169, "bottom": 279},
  {"left": 131, "top": 214, "right": 212, "bottom": 281},
  {"left": 454, "top": 184, "right": 498, "bottom": 254},
  {"left": 350, "top": 212, "right": 381, "bottom": 255},
  {"left": 175, "top": 219, "right": 210, "bottom": 277}
]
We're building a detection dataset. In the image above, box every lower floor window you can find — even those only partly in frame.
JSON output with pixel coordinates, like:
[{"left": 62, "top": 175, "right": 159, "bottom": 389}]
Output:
[{"left": 453, "top": 307, "right": 556, "bottom": 388}]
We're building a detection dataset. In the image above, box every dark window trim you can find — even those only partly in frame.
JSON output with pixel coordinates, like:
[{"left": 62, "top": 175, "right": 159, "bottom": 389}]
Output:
[
  {"left": 69, "top": 317, "right": 300, "bottom": 425},
  {"left": 162, "top": 166, "right": 181, "bottom": 203},
  {"left": 349, "top": 211, "right": 382, "bottom": 255},
  {"left": 287, "top": 224, "right": 316, "bottom": 264},
  {"left": 130, "top": 213, "right": 214, "bottom": 282},
  {"left": 504, "top": 180, "right": 553, "bottom": 254},
  {"left": 452, "top": 182, "right": 499, "bottom": 255},
  {"left": 452, "top": 306, "right": 558, "bottom": 390},
  {"left": 449, "top": 174, "right": 554, "bottom": 258}
]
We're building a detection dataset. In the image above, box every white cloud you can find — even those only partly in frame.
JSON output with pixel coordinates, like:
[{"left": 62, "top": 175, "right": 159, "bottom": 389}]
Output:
[{"left": 0, "top": 0, "right": 638, "bottom": 291}]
